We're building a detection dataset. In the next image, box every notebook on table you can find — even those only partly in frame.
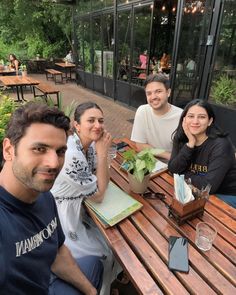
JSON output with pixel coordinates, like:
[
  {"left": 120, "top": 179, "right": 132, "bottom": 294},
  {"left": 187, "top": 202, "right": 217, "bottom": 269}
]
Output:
[{"left": 85, "top": 181, "right": 143, "bottom": 228}]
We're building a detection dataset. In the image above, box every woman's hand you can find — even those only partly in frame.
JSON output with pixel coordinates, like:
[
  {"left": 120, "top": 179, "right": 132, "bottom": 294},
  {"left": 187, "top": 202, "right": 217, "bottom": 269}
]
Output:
[
  {"left": 182, "top": 117, "right": 196, "bottom": 148},
  {"left": 95, "top": 130, "right": 112, "bottom": 158}
]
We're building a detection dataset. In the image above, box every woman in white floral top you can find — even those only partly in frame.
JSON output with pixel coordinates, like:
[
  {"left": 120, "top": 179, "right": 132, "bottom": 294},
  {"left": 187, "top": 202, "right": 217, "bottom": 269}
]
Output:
[{"left": 51, "top": 102, "right": 119, "bottom": 295}]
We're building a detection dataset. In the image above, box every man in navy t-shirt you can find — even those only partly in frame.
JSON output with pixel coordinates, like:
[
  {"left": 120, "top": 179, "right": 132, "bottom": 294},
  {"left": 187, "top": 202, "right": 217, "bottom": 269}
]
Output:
[{"left": 0, "top": 102, "right": 103, "bottom": 295}]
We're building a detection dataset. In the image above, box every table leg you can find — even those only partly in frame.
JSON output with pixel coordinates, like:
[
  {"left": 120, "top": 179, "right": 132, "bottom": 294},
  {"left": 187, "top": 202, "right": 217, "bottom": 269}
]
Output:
[
  {"left": 69, "top": 68, "right": 72, "bottom": 80},
  {"left": 19, "top": 86, "right": 27, "bottom": 102},
  {"left": 14, "top": 86, "right": 22, "bottom": 103}
]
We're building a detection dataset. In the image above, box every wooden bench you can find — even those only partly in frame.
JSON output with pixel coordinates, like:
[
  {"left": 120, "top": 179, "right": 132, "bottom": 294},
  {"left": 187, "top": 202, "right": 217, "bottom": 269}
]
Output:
[
  {"left": 45, "top": 69, "right": 63, "bottom": 84},
  {"left": 33, "top": 83, "right": 60, "bottom": 106}
]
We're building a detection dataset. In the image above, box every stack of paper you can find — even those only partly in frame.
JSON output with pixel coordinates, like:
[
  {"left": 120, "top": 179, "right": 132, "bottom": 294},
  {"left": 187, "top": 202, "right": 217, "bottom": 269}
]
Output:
[{"left": 85, "top": 181, "right": 143, "bottom": 228}]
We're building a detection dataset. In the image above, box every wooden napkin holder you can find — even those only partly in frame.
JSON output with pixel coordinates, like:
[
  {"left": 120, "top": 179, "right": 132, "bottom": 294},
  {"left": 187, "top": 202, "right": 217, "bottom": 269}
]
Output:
[{"left": 168, "top": 197, "right": 207, "bottom": 225}]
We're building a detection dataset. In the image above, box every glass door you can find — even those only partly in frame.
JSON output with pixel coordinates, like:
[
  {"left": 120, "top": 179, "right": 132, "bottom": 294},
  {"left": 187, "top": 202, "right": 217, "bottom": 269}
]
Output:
[{"left": 171, "top": 0, "right": 215, "bottom": 107}]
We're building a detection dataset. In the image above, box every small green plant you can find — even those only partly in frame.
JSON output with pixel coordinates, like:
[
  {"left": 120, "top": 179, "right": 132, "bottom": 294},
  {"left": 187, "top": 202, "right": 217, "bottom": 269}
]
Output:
[
  {"left": 211, "top": 75, "right": 236, "bottom": 106},
  {"left": 20, "top": 64, "right": 27, "bottom": 71},
  {"left": 122, "top": 148, "right": 157, "bottom": 182},
  {"left": 36, "top": 93, "right": 77, "bottom": 119},
  {"left": 0, "top": 93, "right": 17, "bottom": 142}
]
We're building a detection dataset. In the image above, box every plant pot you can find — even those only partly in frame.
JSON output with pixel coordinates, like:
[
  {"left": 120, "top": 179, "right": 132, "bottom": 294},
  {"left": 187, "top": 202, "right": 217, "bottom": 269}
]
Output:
[
  {"left": 128, "top": 172, "right": 150, "bottom": 194},
  {"left": 21, "top": 71, "right": 27, "bottom": 77}
]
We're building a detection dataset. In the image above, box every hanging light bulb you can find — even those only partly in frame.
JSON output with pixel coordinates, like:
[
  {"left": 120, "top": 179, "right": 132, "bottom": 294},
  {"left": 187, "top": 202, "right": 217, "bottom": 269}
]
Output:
[
  {"left": 172, "top": 7, "right": 176, "bottom": 12},
  {"left": 162, "top": 5, "right": 166, "bottom": 11}
]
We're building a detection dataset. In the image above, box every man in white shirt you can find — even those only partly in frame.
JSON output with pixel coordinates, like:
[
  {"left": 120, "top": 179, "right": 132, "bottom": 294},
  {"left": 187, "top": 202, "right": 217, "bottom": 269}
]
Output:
[{"left": 131, "top": 74, "right": 182, "bottom": 161}]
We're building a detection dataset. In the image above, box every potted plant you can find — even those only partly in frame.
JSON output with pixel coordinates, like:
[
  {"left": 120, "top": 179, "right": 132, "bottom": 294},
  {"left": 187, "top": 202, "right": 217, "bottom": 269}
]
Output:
[
  {"left": 122, "top": 148, "right": 157, "bottom": 193},
  {"left": 20, "top": 64, "right": 27, "bottom": 77},
  {"left": 211, "top": 74, "right": 236, "bottom": 106}
]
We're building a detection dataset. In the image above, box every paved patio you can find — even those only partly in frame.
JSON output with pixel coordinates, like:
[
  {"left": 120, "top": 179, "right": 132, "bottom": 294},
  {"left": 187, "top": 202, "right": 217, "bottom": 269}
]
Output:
[{"left": 5, "top": 74, "right": 136, "bottom": 139}]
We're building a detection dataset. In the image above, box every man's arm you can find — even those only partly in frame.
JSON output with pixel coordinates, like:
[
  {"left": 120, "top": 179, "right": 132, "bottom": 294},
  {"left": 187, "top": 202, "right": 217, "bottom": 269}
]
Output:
[
  {"left": 135, "top": 142, "right": 171, "bottom": 161},
  {"left": 51, "top": 244, "right": 97, "bottom": 295}
]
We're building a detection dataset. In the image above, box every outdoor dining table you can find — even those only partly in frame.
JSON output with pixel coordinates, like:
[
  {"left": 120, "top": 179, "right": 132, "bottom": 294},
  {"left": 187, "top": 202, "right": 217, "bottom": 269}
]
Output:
[
  {"left": 87, "top": 138, "right": 236, "bottom": 295},
  {"left": 0, "top": 75, "right": 40, "bottom": 102},
  {"left": 0, "top": 68, "right": 16, "bottom": 75},
  {"left": 55, "top": 62, "right": 76, "bottom": 82}
]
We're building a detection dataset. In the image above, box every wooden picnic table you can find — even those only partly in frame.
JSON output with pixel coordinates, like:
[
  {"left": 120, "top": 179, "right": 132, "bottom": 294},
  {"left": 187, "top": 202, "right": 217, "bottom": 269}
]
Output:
[
  {"left": 0, "top": 68, "right": 16, "bottom": 75},
  {"left": 87, "top": 138, "right": 236, "bottom": 295},
  {"left": 55, "top": 62, "right": 76, "bottom": 82},
  {"left": 0, "top": 75, "right": 40, "bottom": 102},
  {"left": 30, "top": 58, "right": 47, "bottom": 73}
]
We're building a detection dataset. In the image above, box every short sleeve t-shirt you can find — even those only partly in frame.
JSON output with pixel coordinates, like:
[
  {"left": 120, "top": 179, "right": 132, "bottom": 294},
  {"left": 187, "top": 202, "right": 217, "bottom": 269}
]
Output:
[
  {"left": 131, "top": 104, "right": 182, "bottom": 152},
  {"left": 0, "top": 187, "right": 65, "bottom": 295}
]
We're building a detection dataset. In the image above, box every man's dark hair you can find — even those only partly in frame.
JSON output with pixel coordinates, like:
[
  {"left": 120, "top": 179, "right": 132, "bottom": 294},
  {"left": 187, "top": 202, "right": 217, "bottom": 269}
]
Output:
[
  {"left": 144, "top": 73, "right": 170, "bottom": 90},
  {"left": 5, "top": 102, "right": 70, "bottom": 146}
]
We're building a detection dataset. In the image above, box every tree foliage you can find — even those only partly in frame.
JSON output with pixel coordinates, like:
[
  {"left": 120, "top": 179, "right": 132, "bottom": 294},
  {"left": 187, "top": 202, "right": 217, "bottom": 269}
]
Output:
[{"left": 0, "top": 0, "right": 73, "bottom": 61}]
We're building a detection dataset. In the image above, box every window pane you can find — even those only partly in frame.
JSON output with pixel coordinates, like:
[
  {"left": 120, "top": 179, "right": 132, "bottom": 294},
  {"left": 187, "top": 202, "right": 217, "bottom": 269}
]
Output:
[
  {"left": 93, "top": 16, "right": 102, "bottom": 75},
  {"left": 83, "top": 19, "right": 92, "bottom": 73},
  {"left": 132, "top": 5, "right": 152, "bottom": 85},
  {"left": 150, "top": 0, "right": 176, "bottom": 74},
  {"left": 102, "top": 13, "right": 114, "bottom": 78},
  {"left": 117, "top": 10, "right": 131, "bottom": 82},
  {"left": 75, "top": 19, "right": 84, "bottom": 68},
  {"left": 173, "top": 0, "right": 212, "bottom": 104},
  {"left": 210, "top": 0, "right": 236, "bottom": 108}
]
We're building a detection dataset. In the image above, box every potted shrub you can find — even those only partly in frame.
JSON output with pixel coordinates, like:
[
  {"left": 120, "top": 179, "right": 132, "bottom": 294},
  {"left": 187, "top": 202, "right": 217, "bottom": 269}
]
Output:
[
  {"left": 211, "top": 74, "right": 236, "bottom": 106},
  {"left": 122, "top": 148, "right": 157, "bottom": 193},
  {"left": 20, "top": 64, "right": 27, "bottom": 77}
]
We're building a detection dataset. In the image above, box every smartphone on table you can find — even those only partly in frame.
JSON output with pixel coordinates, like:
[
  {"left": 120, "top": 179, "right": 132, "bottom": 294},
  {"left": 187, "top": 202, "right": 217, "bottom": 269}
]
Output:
[
  {"left": 117, "top": 141, "right": 129, "bottom": 151},
  {"left": 168, "top": 236, "right": 189, "bottom": 273}
]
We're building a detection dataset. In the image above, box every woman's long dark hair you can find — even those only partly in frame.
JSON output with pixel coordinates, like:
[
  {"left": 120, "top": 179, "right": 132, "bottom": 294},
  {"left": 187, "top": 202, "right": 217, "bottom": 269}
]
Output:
[{"left": 172, "top": 99, "right": 227, "bottom": 152}]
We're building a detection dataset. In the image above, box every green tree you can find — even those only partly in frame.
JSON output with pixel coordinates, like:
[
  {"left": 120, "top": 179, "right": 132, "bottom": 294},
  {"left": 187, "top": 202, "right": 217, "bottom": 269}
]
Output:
[{"left": 0, "top": 0, "right": 73, "bottom": 60}]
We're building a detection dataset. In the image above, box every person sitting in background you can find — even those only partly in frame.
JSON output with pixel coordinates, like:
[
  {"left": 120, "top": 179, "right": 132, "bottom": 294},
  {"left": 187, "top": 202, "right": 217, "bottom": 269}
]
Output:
[
  {"left": 186, "top": 58, "right": 196, "bottom": 71},
  {"left": 131, "top": 73, "right": 182, "bottom": 161},
  {"left": 8, "top": 53, "right": 20, "bottom": 72},
  {"left": 139, "top": 50, "right": 148, "bottom": 69},
  {"left": 160, "top": 53, "right": 169, "bottom": 70},
  {"left": 51, "top": 102, "right": 120, "bottom": 295},
  {"left": 168, "top": 99, "right": 236, "bottom": 208},
  {"left": 65, "top": 50, "right": 74, "bottom": 63}
]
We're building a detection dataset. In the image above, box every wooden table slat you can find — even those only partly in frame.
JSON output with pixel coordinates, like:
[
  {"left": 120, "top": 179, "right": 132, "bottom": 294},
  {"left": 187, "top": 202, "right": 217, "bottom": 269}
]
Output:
[
  {"left": 131, "top": 211, "right": 217, "bottom": 294},
  {"left": 86, "top": 207, "right": 163, "bottom": 295},
  {"left": 118, "top": 218, "right": 190, "bottom": 295}
]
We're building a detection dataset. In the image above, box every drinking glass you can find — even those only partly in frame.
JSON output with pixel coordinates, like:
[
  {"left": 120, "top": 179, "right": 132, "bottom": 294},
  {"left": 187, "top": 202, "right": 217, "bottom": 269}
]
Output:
[
  {"left": 108, "top": 143, "right": 117, "bottom": 168},
  {"left": 195, "top": 222, "right": 217, "bottom": 251}
]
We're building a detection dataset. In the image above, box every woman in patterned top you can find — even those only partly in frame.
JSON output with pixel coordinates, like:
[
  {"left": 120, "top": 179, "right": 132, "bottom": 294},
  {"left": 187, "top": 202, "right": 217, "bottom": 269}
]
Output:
[{"left": 51, "top": 102, "right": 119, "bottom": 295}]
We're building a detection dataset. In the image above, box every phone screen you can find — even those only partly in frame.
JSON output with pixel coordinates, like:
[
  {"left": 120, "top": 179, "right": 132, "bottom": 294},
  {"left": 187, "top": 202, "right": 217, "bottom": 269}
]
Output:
[
  {"left": 168, "top": 236, "right": 189, "bottom": 273},
  {"left": 117, "top": 141, "right": 128, "bottom": 151}
]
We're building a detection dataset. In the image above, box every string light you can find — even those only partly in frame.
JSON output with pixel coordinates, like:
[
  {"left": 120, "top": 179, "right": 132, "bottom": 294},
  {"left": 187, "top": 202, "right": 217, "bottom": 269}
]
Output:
[{"left": 184, "top": 1, "right": 204, "bottom": 14}]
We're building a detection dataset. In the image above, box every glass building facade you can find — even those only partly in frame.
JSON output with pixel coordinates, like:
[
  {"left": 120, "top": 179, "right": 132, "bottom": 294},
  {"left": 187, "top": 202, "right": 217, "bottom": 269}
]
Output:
[{"left": 73, "top": 0, "right": 236, "bottom": 141}]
